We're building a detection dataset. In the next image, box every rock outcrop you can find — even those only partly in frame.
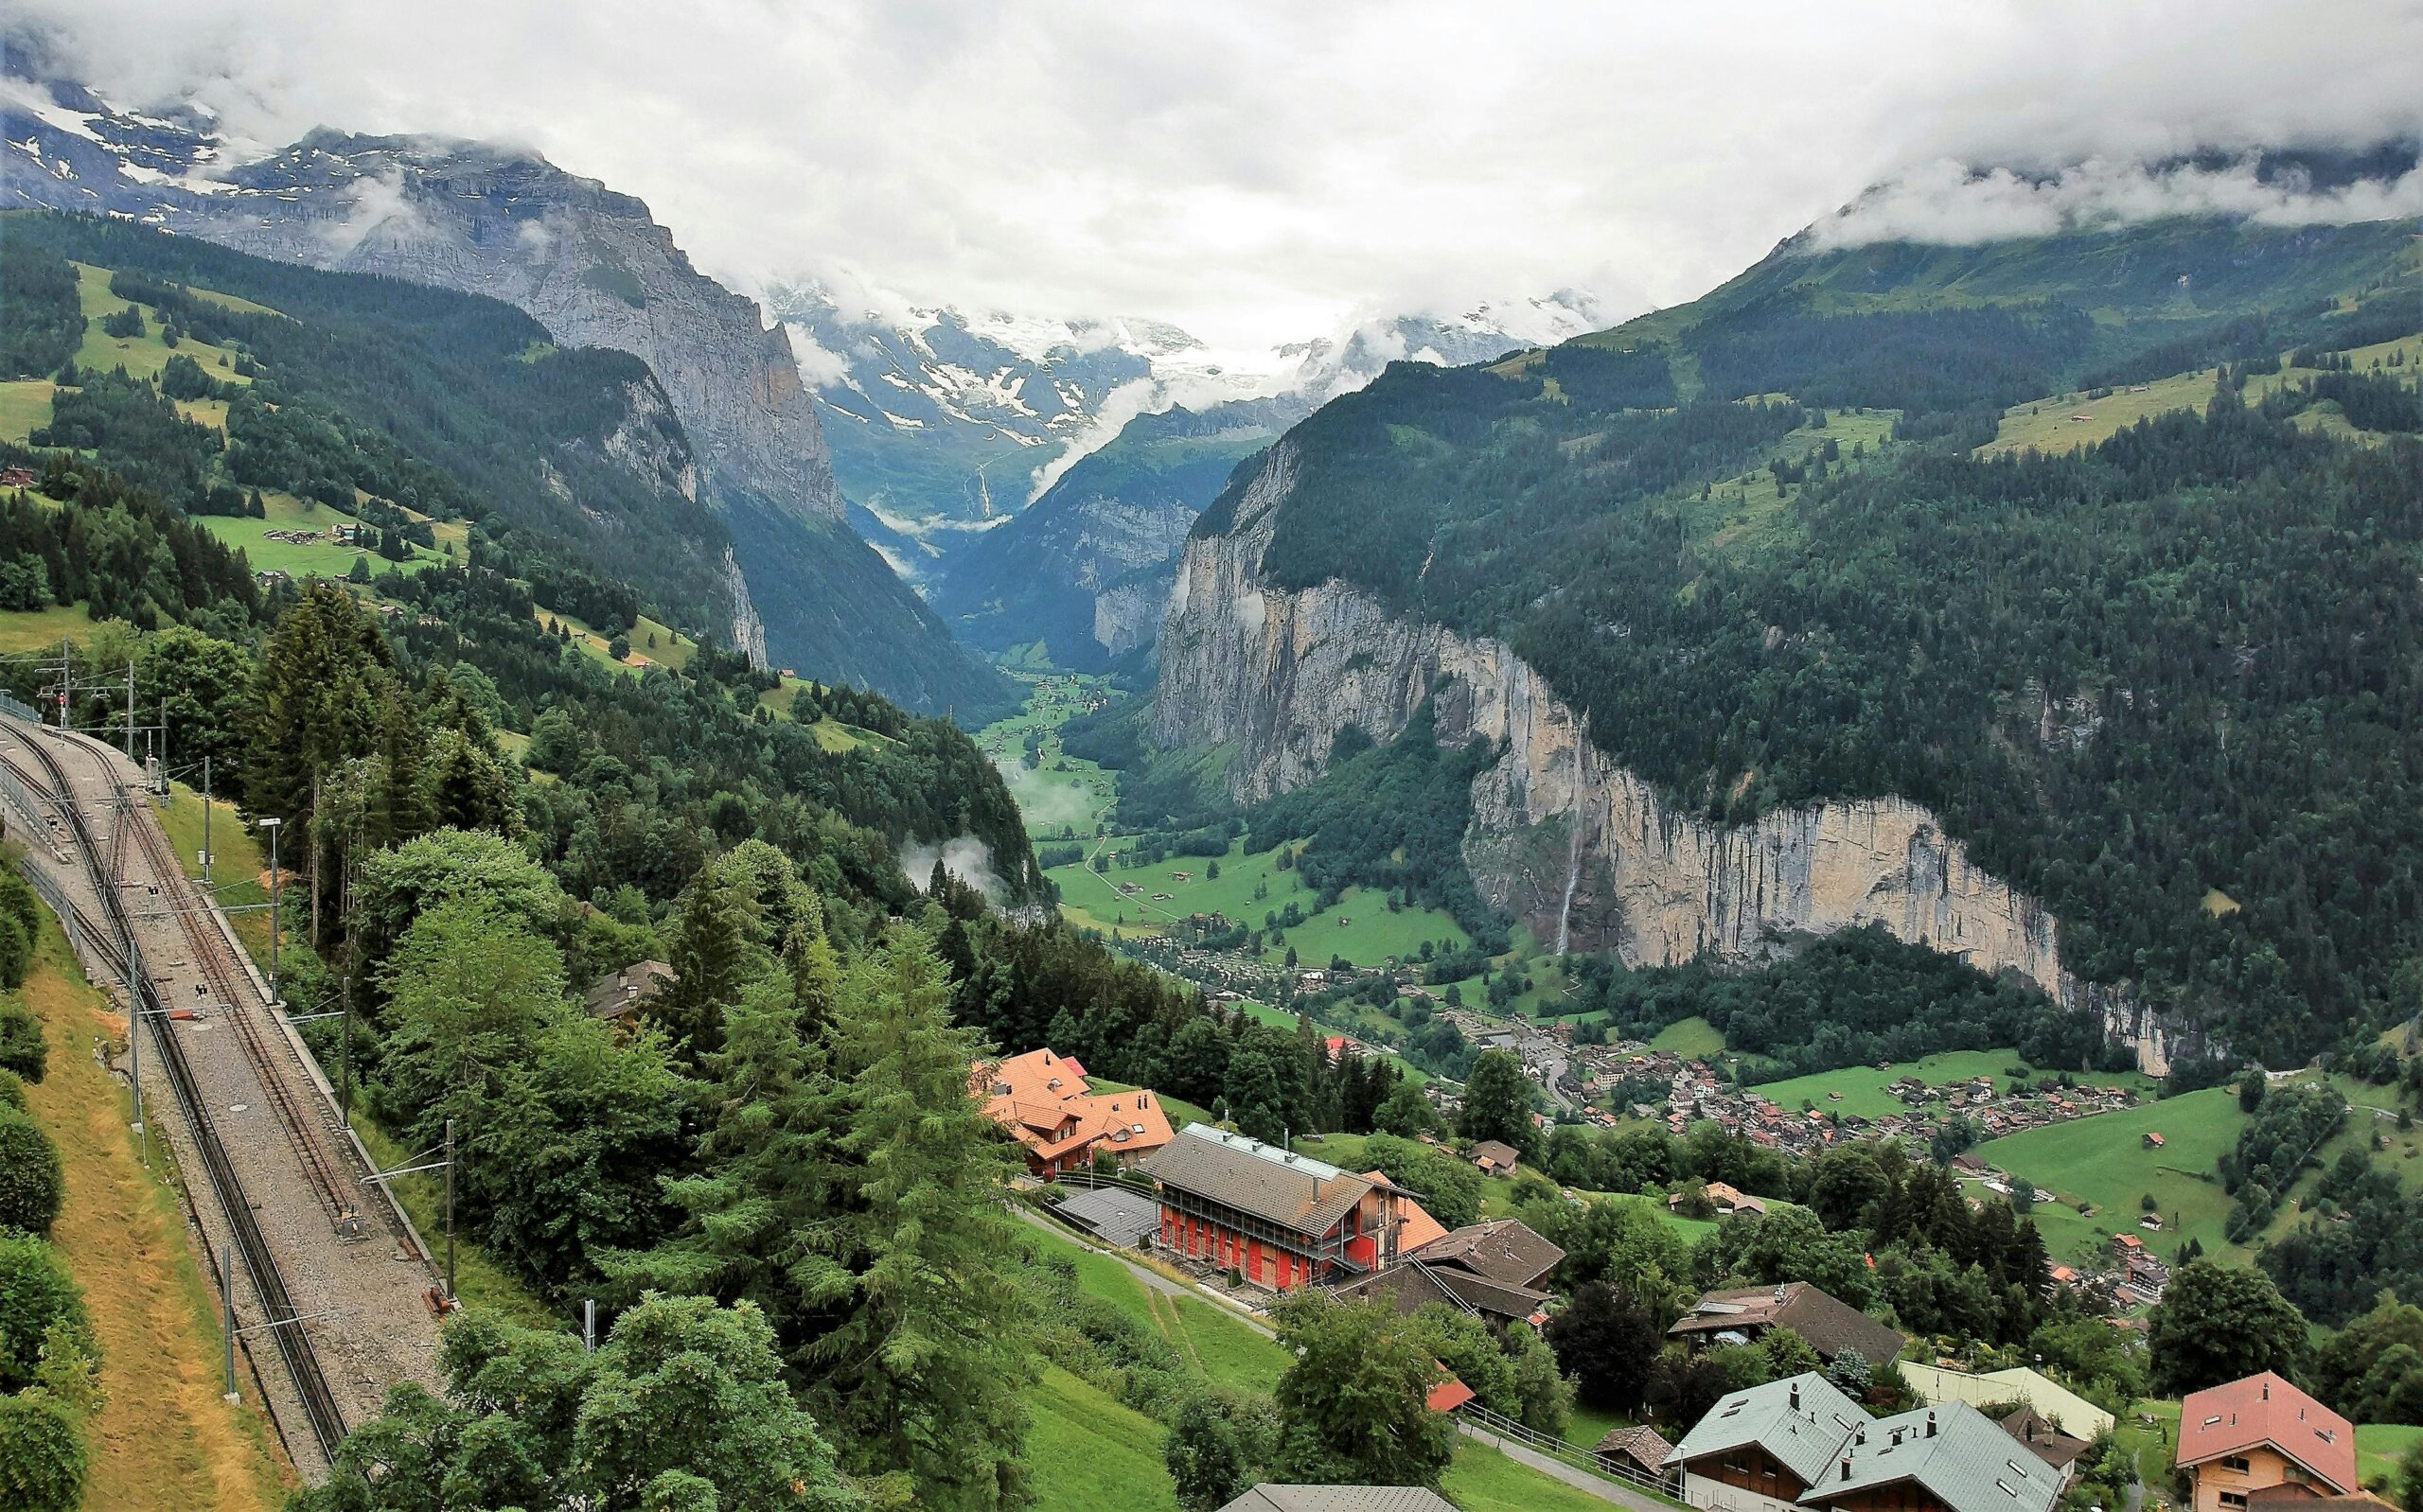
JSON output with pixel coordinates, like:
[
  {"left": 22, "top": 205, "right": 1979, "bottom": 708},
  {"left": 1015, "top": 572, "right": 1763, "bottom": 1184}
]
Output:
[{"left": 1157, "top": 444, "right": 2174, "bottom": 1072}]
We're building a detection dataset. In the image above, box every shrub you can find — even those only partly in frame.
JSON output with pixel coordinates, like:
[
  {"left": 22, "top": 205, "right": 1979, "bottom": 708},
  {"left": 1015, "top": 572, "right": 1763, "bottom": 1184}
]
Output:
[
  {"left": 0, "top": 1391, "right": 86, "bottom": 1512},
  {"left": 0, "top": 1068, "right": 22, "bottom": 1113},
  {"left": 0, "top": 1000, "right": 43, "bottom": 1082},
  {"left": 0, "top": 1234, "right": 89, "bottom": 1393},
  {"left": 0, "top": 1114, "right": 64, "bottom": 1239}
]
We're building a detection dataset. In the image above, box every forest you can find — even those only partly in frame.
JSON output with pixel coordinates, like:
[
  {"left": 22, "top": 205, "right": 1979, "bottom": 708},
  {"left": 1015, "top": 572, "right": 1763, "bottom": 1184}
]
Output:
[{"left": 1218, "top": 263, "right": 2423, "bottom": 1063}]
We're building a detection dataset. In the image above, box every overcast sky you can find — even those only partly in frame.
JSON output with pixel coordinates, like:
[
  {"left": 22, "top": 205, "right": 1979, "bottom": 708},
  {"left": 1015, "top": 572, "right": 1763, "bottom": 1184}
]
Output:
[{"left": 19, "top": 0, "right": 2423, "bottom": 349}]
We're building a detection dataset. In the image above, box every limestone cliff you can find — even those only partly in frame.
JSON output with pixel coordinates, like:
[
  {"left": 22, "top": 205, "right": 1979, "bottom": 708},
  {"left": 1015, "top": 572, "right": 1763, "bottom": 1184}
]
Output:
[{"left": 1156, "top": 444, "right": 2177, "bottom": 1072}]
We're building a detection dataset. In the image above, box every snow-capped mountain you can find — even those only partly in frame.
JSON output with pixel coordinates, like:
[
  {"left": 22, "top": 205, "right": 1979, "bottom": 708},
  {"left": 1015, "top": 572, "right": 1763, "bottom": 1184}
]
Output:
[
  {"left": 766, "top": 280, "right": 1622, "bottom": 578},
  {"left": 0, "top": 62, "right": 1018, "bottom": 714}
]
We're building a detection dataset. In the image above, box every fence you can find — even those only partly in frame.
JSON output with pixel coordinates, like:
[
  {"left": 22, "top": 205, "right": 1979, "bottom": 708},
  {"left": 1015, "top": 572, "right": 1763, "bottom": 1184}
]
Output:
[{"left": 1454, "top": 1399, "right": 1684, "bottom": 1503}]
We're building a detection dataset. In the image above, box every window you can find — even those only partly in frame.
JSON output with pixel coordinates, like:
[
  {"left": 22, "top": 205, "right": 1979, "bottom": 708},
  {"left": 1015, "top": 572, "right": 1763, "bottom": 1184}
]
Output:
[
  {"left": 2219, "top": 1495, "right": 2247, "bottom": 1509},
  {"left": 2221, "top": 1458, "right": 2252, "bottom": 1474}
]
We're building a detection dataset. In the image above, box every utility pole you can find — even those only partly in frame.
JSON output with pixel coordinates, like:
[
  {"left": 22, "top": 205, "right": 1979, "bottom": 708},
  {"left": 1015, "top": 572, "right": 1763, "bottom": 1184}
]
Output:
[
  {"left": 258, "top": 818, "right": 281, "bottom": 1003},
  {"left": 202, "top": 756, "right": 211, "bottom": 887},
  {"left": 221, "top": 1243, "right": 238, "bottom": 1401},
  {"left": 444, "top": 1117, "right": 457, "bottom": 1304},
  {"left": 124, "top": 661, "right": 133, "bottom": 758},
  {"left": 584, "top": 1299, "right": 597, "bottom": 1353},
  {"left": 58, "top": 636, "right": 70, "bottom": 730}
]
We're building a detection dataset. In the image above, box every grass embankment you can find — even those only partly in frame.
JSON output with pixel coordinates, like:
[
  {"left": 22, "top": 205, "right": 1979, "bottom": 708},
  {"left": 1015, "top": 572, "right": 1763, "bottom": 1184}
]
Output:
[
  {"left": 197, "top": 490, "right": 445, "bottom": 580},
  {"left": 1031, "top": 1223, "right": 1289, "bottom": 1394},
  {"left": 1028, "top": 1364, "right": 1180, "bottom": 1512},
  {"left": 1443, "top": 1438, "right": 1646, "bottom": 1512},
  {"left": 1973, "top": 1086, "right": 2245, "bottom": 1264},
  {"left": 1749, "top": 1049, "right": 2154, "bottom": 1120},
  {"left": 12, "top": 905, "right": 291, "bottom": 1509}
]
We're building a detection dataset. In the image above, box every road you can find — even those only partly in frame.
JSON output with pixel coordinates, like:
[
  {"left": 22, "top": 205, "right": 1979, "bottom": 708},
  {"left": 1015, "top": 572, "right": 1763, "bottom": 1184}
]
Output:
[{"left": 0, "top": 718, "right": 446, "bottom": 1477}]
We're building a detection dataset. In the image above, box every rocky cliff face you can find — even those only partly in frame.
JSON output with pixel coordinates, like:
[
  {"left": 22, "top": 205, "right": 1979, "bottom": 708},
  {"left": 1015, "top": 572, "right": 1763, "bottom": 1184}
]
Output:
[
  {"left": 1157, "top": 445, "right": 2176, "bottom": 1072},
  {"left": 1093, "top": 574, "right": 1173, "bottom": 659},
  {"left": 191, "top": 135, "right": 843, "bottom": 527}
]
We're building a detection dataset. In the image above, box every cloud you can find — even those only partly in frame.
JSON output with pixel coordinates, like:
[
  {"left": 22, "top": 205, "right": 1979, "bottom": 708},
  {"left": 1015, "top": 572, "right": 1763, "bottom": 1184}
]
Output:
[
  {"left": 11, "top": 1, "right": 2423, "bottom": 350},
  {"left": 321, "top": 166, "right": 434, "bottom": 256},
  {"left": 782, "top": 321, "right": 855, "bottom": 389},
  {"left": 1815, "top": 153, "right": 2423, "bottom": 249},
  {"left": 902, "top": 834, "right": 1004, "bottom": 901},
  {"left": 989, "top": 756, "right": 1097, "bottom": 832}
]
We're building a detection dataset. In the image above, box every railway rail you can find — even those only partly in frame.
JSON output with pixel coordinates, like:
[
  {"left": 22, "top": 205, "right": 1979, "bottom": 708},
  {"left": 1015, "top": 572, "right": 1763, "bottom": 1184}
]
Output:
[
  {"left": 0, "top": 725, "right": 352, "bottom": 1464},
  {"left": 121, "top": 800, "right": 363, "bottom": 1232}
]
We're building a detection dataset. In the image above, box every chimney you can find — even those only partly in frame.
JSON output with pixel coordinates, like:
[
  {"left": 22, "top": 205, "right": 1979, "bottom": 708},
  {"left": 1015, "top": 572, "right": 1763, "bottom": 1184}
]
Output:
[
  {"left": 2262, "top": 1381, "right": 2271, "bottom": 1401},
  {"left": 1841, "top": 1459, "right": 1853, "bottom": 1484},
  {"left": 1790, "top": 1382, "right": 1801, "bottom": 1412},
  {"left": 1926, "top": 1412, "right": 1937, "bottom": 1439}
]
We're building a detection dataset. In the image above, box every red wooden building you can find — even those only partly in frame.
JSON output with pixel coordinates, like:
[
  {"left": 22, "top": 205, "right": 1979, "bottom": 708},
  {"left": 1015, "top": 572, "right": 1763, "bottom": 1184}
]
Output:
[{"left": 1137, "top": 1124, "right": 1424, "bottom": 1291}]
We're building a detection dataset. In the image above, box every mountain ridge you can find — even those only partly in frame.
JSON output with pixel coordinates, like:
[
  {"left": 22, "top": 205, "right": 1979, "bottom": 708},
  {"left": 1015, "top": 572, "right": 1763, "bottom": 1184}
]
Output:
[{"left": 0, "top": 66, "right": 1014, "bottom": 716}]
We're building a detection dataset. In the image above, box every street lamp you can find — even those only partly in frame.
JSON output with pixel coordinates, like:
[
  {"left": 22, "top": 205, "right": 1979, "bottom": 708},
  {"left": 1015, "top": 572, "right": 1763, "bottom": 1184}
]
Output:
[{"left": 255, "top": 818, "right": 281, "bottom": 1002}]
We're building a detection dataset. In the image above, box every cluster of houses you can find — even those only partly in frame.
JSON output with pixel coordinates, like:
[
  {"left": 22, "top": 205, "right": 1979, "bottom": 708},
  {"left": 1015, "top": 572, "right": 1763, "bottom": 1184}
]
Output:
[
  {"left": 1205, "top": 1365, "right": 2379, "bottom": 1512},
  {"left": 1601, "top": 1050, "right": 2145, "bottom": 1156},
  {"left": 1025, "top": 1092, "right": 2366, "bottom": 1512}
]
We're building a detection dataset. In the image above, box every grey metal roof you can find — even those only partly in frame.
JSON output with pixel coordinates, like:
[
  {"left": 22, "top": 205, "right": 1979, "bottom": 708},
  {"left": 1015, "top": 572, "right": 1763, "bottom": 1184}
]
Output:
[
  {"left": 1803, "top": 1401, "right": 2061, "bottom": 1512},
  {"left": 1139, "top": 1125, "right": 1371, "bottom": 1238},
  {"left": 1670, "top": 1372, "right": 1866, "bottom": 1486},
  {"left": 1216, "top": 1486, "right": 1460, "bottom": 1512},
  {"left": 1052, "top": 1185, "right": 1160, "bottom": 1248}
]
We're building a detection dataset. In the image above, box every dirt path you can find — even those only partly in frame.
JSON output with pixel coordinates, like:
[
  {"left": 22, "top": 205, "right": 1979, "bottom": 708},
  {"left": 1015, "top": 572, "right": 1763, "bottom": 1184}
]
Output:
[{"left": 17, "top": 923, "right": 291, "bottom": 1512}]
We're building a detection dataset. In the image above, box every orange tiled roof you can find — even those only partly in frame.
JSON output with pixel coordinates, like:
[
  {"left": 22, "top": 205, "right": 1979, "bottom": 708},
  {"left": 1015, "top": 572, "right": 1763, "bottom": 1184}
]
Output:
[{"left": 974, "top": 1046, "right": 1175, "bottom": 1165}]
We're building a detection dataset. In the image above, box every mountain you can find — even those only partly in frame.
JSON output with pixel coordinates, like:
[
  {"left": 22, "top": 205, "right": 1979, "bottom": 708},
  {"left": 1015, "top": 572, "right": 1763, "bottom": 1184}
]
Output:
[
  {"left": 0, "top": 66, "right": 1013, "bottom": 717},
  {"left": 1144, "top": 174, "right": 2423, "bottom": 1073},
  {"left": 929, "top": 394, "right": 1310, "bottom": 668},
  {"left": 767, "top": 280, "right": 1617, "bottom": 579}
]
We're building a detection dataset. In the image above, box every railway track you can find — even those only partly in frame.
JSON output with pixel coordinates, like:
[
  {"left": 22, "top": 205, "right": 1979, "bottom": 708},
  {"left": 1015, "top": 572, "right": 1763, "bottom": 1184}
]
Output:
[
  {"left": 0, "top": 726, "right": 351, "bottom": 1465},
  {"left": 121, "top": 800, "right": 363, "bottom": 1232}
]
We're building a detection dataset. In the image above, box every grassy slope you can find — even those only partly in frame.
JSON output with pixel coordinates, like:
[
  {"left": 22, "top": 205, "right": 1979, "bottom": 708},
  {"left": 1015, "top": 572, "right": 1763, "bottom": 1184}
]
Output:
[
  {"left": 197, "top": 489, "right": 443, "bottom": 579},
  {"left": 1027, "top": 1364, "right": 1179, "bottom": 1512},
  {"left": 73, "top": 261, "right": 257, "bottom": 387},
  {"left": 1648, "top": 1016, "right": 1726, "bottom": 1057},
  {"left": 1979, "top": 335, "right": 2423, "bottom": 457},
  {"left": 0, "top": 376, "right": 54, "bottom": 442},
  {"left": 1973, "top": 1086, "right": 2245, "bottom": 1265},
  {"left": 1749, "top": 1049, "right": 2155, "bottom": 1120},
  {"left": 13, "top": 911, "right": 290, "bottom": 1509},
  {"left": 1443, "top": 1438, "right": 1641, "bottom": 1512}
]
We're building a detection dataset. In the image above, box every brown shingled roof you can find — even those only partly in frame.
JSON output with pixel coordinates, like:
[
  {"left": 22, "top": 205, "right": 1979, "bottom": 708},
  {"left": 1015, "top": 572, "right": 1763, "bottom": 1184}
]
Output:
[
  {"left": 1670, "top": 1281, "right": 1905, "bottom": 1366},
  {"left": 1410, "top": 1220, "right": 1565, "bottom": 1291}
]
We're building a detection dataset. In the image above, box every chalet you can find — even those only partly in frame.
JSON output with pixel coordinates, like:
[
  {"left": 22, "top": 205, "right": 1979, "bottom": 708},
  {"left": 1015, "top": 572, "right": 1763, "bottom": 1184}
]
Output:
[
  {"left": 586, "top": 959, "right": 677, "bottom": 1022},
  {"left": 1137, "top": 1124, "right": 1425, "bottom": 1290},
  {"left": 2144, "top": 1133, "right": 2167, "bottom": 1150},
  {"left": 0, "top": 466, "right": 37, "bottom": 489},
  {"left": 1671, "top": 1282, "right": 1906, "bottom": 1367},
  {"left": 2176, "top": 1373, "right": 2357, "bottom": 1512},
  {"left": 1671, "top": 1181, "right": 1770, "bottom": 1218},
  {"left": 1671, "top": 1373, "right": 1869, "bottom": 1510},
  {"left": 1468, "top": 1139, "right": 1522, "bottom": 1175},
  {"left": 974, "top": 1046, "right": 1176, "bottom": 1177}
]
